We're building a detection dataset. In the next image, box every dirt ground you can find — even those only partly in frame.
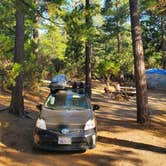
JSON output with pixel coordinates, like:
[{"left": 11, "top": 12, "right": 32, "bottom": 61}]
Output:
[{"left": 0, "top": 81, "right": 166, "bottom": 166}]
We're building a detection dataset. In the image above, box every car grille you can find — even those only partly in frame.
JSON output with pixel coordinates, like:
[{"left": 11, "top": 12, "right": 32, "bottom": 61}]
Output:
[
  {"left": 46, "top": 124, "right": 85, "bottom": 135},
  {"left": 48, "top": 128, "right": 84, "bottom": 135}
]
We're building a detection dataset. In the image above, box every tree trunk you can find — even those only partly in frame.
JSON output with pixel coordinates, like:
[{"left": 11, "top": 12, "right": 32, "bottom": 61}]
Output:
[
  {"left": 129, "top": 0, "right": 149, "bottom": 123},
  {"left": 85, "top": 0, "right": 92, "bottom": 98},
  {"left": 117, "top": 31, "right": 122, "bottom": 53},
  {"left": 85, "top": 41, "right": 92, "bottom": 98},
  {"left": 33, "top": 0, "right": 39, "bottom": 57},
  {"left": 116, "top": 0, "right": 122, "bottom": 53},
  {"left": 161, "top": 15, "right": 166, "bottom": 69},
  {"left": 9, "top": 0, "right": 25, "bottom": 116}
]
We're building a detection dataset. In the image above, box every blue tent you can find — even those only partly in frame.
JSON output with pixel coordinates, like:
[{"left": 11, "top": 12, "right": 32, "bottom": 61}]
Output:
[
  {"left": 146, "top": 68, "right": 166, "bottom": 75},
  {"left": 146, "top": 68, "right": 166, "bottom": 90}
]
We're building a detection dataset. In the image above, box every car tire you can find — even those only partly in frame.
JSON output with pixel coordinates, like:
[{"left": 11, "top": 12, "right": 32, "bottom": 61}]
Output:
[{"left": 32, "top": 143, "right": 39, "bottom": 152}]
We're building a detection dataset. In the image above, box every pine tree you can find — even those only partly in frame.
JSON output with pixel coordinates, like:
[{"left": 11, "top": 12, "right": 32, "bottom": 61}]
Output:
[
  {"left": 85, "top": 0, "right": 92, "bottom": 98},
  {"left": 129, "top": 0, "right": 149, "bottom": 123},
  {"left": 9, "top": 0, "right": 25, "bottom": 116}
]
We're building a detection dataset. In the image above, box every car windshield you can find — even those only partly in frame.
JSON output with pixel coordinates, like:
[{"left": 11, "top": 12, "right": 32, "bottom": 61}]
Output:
[{"left": 45, "top": 90, "right": 90, "bottom": 110}]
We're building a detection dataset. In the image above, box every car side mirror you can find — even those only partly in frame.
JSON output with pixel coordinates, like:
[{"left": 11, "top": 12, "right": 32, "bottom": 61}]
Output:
[
  {"left": 36, "top": 104, "right": 42, "bottom": 111},
  {"left": 93, "top": 104, "right": 100, "bottom": 111}
]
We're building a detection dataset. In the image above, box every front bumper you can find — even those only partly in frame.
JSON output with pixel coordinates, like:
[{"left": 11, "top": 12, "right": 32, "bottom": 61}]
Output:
[{"left": 33, "top": 128, "right": 96, "bottom": 151}]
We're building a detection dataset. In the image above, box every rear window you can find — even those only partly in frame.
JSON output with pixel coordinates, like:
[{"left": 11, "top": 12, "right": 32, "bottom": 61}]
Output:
[{"left": 45, "top": 90, "right": 90, "bottom": 110}]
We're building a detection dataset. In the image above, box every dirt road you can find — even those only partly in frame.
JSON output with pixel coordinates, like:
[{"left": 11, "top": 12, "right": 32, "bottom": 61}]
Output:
[{"left": 0, "top": 82, "right": 166, "bottom": 166}]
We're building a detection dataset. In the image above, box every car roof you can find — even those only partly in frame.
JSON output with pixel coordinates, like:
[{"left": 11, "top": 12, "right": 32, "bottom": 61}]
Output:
[{"left": 51, "top": 89, "right": 86, "bottom": 97}]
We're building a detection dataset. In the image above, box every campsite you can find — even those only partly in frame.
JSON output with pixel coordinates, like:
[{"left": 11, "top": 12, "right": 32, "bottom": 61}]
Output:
[{"left": 0, "top": 1, "right": 166, "bottom": 166}]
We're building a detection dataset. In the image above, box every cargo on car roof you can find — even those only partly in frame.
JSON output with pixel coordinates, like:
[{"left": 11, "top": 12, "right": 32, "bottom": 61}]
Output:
[
  {"left": 49, "top": 74, "right": 86, "bottom": 95},
  {"left": 49, "top": 74, "right": 68, "bottom": 93}
]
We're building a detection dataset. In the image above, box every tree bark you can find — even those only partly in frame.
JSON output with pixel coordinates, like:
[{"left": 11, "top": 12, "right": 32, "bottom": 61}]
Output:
[
  {"left": 129, "top": 0, "right": 149, "bottom": 123},
  {"left": 161, "top": 15, "right": 166, "bottom": 69},
  {"left": 117, "top": 31, "right": 122, "bottom": 53},
  {"left": 33, "top": 0, "right": 39, "bottom": 57},
  {"left": 9, "top": 0, "right": 25, "bottom": 116},
  {"left": 85, "top": 0, "right": 92, "bottom": 98},
  {"left": 115, "top": 0, "right": 122, "bottom": 53}
]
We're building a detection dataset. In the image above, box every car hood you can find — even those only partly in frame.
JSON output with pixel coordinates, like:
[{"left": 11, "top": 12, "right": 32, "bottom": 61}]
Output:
[{"left": 41, "top": 107, "right": 94, "bottom": 128}]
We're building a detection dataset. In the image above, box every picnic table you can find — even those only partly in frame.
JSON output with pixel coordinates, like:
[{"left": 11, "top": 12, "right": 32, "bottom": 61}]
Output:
[
  {"left": 120, "top": 86, "right": 136, "bottom": 96},
  {"left": 104, "top": 85, "right": 136, "bottom": 101}
]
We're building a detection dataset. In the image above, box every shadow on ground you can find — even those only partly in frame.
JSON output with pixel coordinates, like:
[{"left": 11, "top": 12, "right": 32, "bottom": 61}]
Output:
[
  {"left": 0, "top": 109, "right": 143, "bottom": 166},
  {"left": 0, "top": 88, "right": 166, "bottom": 166},
  {"left": 98, "top": 136, "right": 166, "bottom": 154}
]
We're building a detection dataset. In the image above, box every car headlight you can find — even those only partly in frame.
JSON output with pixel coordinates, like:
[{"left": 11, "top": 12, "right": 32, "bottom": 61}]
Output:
[
  {"left": 84, "top": 119, "right": 95, "bottom": 130},
  {"left": 36, "top": 118, "right": 47, "bottom": 130}
]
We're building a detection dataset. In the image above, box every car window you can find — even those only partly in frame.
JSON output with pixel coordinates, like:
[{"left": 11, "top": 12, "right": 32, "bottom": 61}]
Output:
[{"left": 45, "top": 90, "right": 90, "bottom": 110}]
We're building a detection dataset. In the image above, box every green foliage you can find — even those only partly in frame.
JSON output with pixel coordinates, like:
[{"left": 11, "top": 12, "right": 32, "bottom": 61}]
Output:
[
  {"left": 0, "top": 0, "right": 164, "bottom": 90},
  {"left": 39, "top": 25, "right": 67, "bottom": 59},
  {"left": 98, "top": 0, "right": 133, "bottom": 80},
  {"left": 63, "top": 1, "right": 102, "bottom": 78},
  {"left": 140, "top": 0, "right": 158, "bottom": 10},
  {"left": 5, "top": 63, "right": 23, "bottom": 88},
  {"left": 140, "top": 0, "right": 166, "bottom": 15},
  {"left": 64, "top": 5, "right": 85, "bottom": 75},
  {"left": 146, "top": 52, "right": 162, "bottom": 68},
  {"left": 103, "top": 0, "right": 129, "bottom": 36},
  {"left": 141, "top": 10, "right": 163, "bottom": 68},
  {"left": 0, "top": 1, "right": 15, "bottom": 59},
  {"left": 97, "top": 60, "right": 120, "bottom": 79}
]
